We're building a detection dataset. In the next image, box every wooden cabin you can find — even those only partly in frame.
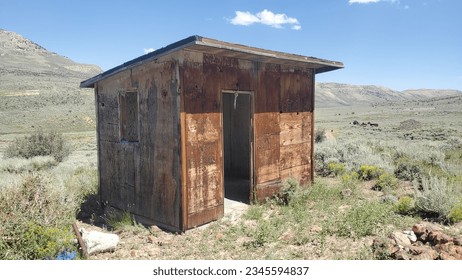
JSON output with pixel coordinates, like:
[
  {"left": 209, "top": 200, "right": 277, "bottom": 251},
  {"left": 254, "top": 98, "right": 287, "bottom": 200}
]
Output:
[{"left": 80, "top": 36, "right": 343, "bottom": 231}]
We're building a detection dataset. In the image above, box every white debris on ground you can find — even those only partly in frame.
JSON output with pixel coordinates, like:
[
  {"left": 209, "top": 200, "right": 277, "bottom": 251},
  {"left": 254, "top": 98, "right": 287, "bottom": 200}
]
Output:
[{"left": 80, "top": 228, "right": 120, "bottom": 255}]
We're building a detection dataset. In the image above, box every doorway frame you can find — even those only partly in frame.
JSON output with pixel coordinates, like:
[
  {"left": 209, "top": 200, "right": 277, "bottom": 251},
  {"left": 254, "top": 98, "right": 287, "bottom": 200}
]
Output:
[{"left": 221, "top": 90, "right": 255, "bottom": 203}]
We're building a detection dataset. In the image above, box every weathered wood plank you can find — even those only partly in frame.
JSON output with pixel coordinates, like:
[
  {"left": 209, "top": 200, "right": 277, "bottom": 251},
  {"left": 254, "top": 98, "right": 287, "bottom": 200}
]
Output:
[
  {"left": 279, "top": 142, "right": 310, "bottom": 170},
  {"left": 280, "top": 164, "right": 311, "bottom": 185},
  {"left": 187, "top": 204, "right": 223, "bottom": 229},
  {"left": 254, "top": 134, "right": 280, "bottom": 184},
  {"left": 279, "top": 112, "right": 311, "bottom": 146},
  {"left": 254, "top": 180, "right": 282, "bottom": 203},
  {"left": 185, "top": 113, "right": 222, "bottom": 215},
  {"left": 279, "top": 67, "right": 313, "bottom": 113},
  {"left": 254, "top": 112, "right": 279, "bottom": 136},
  {"left": 180, "top": 112, "right": 188, "bottom": 230},
  {"left": 256, "top": 63, "right": 280, "bottom": 113}
]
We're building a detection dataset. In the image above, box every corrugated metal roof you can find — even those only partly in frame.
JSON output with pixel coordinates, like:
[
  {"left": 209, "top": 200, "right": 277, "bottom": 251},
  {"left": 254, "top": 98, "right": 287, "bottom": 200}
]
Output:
[{"left": 80, "top": 35, "right": 343, "bottom": 88}]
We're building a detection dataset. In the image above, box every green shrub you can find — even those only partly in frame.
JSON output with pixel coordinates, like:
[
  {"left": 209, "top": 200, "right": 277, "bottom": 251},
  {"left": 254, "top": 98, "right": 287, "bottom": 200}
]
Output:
[
  {"left": 327, "top": 162, "right": 346, "bottom": 176},
  {"left": 306, "top": 180, "right": 342, "bottom": 202},
  {"left": 414, "top": 176, "right": 462, "bottom": 220},
  {"left": 15, "top": 223, "right": 74, "bottom": 260},
  {"left": 394, "top": 157, "right": 423, "bottom": 182},
  {"left": 341, "top": 171, "right": 360, "bottom": 190},
  {"left": 0, "top": 156, "right": 58, "bottom": 173},
  {"left": 358, "top": 165, "right": 384, "bottom": 181},
  {"left": 314, "top": 128, "right": 326, "bottom": 143},
  {"left": 336, "top": 201, "right": 394, "bottom": 238},
  {"left": 65, "top": 167, "right": 98, "bottom": 201},
  {"left": 5, "top": 129, "right": 71, "bottom": 162},
  {"left": 0, "top": 173, "right": 79, "bottom": 259},
  {"left": 104, "top": 210, "right": 145, "bottom": 233},
  {"left": 251, "top": 220, "right": 271, "bottom": 247},
  {"left": 375, "top": 173, "right": 398, "bottom": 193},
  {"left": 448, "top": 200, "right": 462, "bottom": 223},
  {"left": 275, "top": 177, "right": 300, "bottom": 205},
  {"left": 393, "top": 196, "right": 415, "bottom": 215},
  {"left": 315, "top": 140, "right": 392, "bottom": 177}
]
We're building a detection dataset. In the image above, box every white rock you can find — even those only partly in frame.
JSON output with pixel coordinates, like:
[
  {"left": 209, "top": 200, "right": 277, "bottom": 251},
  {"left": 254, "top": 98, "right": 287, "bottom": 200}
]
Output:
[
  {"left": 80, "top": 228, "right": 120, "bottom": 255},
  {"left": 403, "top": 230, "right": 417, "bottom": 243}
]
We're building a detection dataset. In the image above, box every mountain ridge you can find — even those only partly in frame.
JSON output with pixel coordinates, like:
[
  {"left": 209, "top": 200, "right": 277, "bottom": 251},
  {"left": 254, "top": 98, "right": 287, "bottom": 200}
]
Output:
[{"left": 315, "top": 82, "right": 462, "bottom": 107}]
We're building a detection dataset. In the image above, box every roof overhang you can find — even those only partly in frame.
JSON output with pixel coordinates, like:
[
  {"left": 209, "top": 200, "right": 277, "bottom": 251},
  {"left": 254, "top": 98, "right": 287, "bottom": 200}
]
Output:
[{"left": 81, "top": 35, "right": 343, "bottom": 88}]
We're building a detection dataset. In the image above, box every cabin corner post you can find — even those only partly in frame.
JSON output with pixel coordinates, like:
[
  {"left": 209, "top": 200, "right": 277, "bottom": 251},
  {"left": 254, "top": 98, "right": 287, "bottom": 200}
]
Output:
[
  {"left": 180, "top": 112, "right": 188, "bottom": 231},
  {"left": 311, "top": 70, "right": 315, "bottom": 183},
  {"left": 94, "top": 82, "right": 103, "bottom": 204},
  {"left": 177, "top": 57, "right": 188, "bottom": 231}
]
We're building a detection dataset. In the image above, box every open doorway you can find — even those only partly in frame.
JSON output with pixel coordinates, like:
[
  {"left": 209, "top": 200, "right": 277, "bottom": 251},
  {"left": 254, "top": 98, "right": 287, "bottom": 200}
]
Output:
[{"left": 222, "top": 91, "right": 253, "bottom": 203}]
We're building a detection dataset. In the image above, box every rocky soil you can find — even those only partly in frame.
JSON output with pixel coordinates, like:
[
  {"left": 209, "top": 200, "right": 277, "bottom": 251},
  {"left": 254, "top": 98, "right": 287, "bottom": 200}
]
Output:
[{"left": 373, "top": 222, "right": 462, "bottom": 260}]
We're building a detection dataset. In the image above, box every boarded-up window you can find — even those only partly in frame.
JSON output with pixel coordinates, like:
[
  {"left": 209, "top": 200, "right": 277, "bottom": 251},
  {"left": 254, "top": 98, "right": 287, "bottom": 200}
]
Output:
[{"left": 119, "top": 90, "right": 139, "bottom": 142}]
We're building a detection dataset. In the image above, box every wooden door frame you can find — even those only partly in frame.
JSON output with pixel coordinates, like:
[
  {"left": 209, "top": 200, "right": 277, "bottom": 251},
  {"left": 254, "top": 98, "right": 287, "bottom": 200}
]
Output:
[{"left": 221, "top": 90, "right": 255, "bottom": 204}]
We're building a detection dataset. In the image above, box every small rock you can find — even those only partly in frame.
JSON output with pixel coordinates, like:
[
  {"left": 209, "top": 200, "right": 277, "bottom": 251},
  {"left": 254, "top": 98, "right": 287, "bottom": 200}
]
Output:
[
  {"left": 338, "top": 205, "right": 351, "bottom": 212},
  {"left": 453, "top": 238, "right": 462, "bottom": 246},
  {"left": 392, "top": 249, "right": 410, "bottom": 260},
  {"left": 412, "top": 223, "right": 427, "bottom": 238},
  {"left": 310, "top": 225, "right": 323, "bottom": 233},
  {"left": 439, "top": 252, "right": 459, "bottom": 260},
  {"left": 428, "top": 231, "right": 452, "bottom": 245},
  {"left": 130, "top": 250, "right": 136, "bottom": 257},
  {"left": 215, "top": 233, "right": 224, "bottom": 240},
  {"left": 147, "top": 236, "right": 155, "bottom": 244},
  {"left": 410, "top": 246, "right": 438, "bottom": 260},
  {"left": 372, "top": 238, "right": 399, "bottom": 258},
  {"left": 435, "top": 244, "right": 462, "bottom": 260},
  {"left": 403, "top": 230, "right": 417, "bottom": 243},
  {"left": 392, "top": 232, "right": 412, "bottom": 248}
]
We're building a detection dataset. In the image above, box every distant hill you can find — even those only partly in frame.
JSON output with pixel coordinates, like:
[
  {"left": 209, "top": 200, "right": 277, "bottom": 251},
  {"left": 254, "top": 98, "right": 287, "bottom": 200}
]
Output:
[
  {"left": 315, "top": 83, "right": 462, "bottom": 107},
  {"left": 0, "top": 28, "right": 101, "bottom": 93},
  {"left": 0, "top": 29, "right": 102, "bottom": 133}
]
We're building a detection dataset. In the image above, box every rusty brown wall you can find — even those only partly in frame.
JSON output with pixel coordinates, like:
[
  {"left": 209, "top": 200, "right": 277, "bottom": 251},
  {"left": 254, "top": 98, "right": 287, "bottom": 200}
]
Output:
[
  {"left": 180, "top": 51, "right": 258, "bottom": 228},
  {"left": 180, "top": 50, "right": 314, "bottom": 227},
  {"left": 254, "top": 64, "right": 314, "bottom": 202},
  {"left": 95, "top": 48, "right": 314, "bottom": 231},
  {"left": 96, "top": 54, "right": 182, "bottom": 231}
]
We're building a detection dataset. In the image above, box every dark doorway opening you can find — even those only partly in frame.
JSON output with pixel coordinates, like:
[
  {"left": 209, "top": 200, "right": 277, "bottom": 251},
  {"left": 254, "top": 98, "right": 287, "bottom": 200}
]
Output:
[{"left": 222, "top": 91, "right": 252, "bottom": 203}]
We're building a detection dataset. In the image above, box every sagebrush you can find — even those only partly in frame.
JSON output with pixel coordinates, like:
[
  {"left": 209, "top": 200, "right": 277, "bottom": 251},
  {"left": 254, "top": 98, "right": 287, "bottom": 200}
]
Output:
[{"left": 5, "top": 129, "right": 71, "bottom": 162}]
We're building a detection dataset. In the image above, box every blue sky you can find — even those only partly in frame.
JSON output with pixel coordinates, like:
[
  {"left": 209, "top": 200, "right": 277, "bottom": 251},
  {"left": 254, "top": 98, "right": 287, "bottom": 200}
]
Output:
[{"left": 1, "top": 0, "right": 461, "bottom": 90}]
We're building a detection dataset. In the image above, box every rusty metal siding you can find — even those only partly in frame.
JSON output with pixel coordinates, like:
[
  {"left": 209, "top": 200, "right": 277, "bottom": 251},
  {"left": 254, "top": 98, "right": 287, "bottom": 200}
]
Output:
[
  {"left": 181, "top": 52, "right": 224, "bottom": 228},
  {"left": 278, "top": 68, "right": 314, "bottom": 187},
  {"left": 180, "top": 50, "right": 315, "bottom": 225},
  {"left": 254, "top": 67, "right": 314, "bottom": 201}
]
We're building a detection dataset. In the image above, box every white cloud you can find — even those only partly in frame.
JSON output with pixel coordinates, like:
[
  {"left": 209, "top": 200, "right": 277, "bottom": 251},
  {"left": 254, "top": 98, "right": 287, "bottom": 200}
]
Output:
[
  {"left": 143, "top": 48, "right": 154, "bottom": 54},
  {"left": 292, "top": 25, "right": 302, "bottom": 31},
  {"left": 230, "top": 11, "right": 260, "bottom": 26},
  {"left": 230, "top": 9, "right": 301, "bottom": 30}
]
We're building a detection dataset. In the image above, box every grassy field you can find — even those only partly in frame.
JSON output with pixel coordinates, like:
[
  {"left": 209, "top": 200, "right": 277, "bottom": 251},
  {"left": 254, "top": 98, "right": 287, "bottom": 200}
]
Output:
[{"left": 0, "top": 93, "right": 461, "bottom": 260}]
